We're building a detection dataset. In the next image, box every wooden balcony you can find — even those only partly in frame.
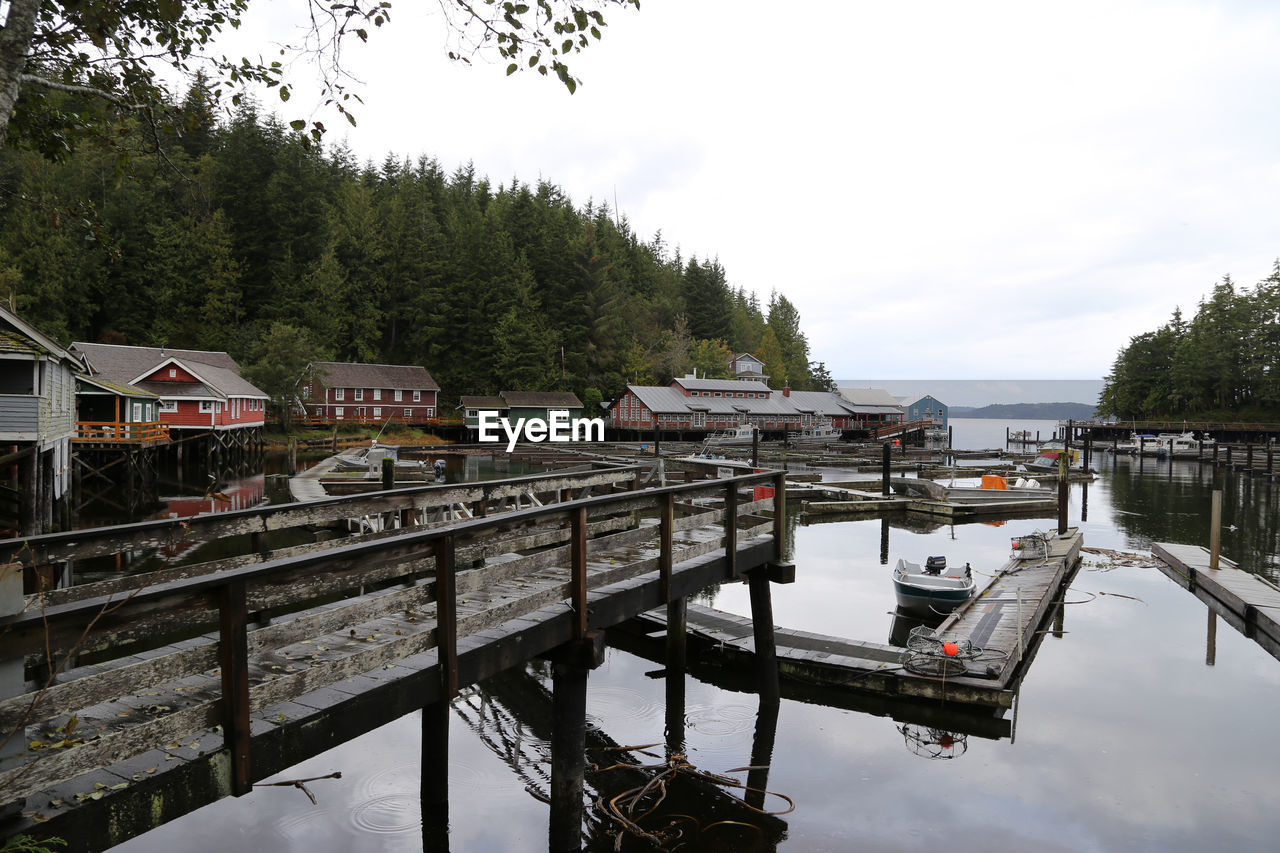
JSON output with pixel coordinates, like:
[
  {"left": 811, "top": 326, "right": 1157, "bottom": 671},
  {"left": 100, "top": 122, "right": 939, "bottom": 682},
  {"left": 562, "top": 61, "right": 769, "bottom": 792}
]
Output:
[{"left": 74, "top": 420, "right": 171, "bottom": 444}]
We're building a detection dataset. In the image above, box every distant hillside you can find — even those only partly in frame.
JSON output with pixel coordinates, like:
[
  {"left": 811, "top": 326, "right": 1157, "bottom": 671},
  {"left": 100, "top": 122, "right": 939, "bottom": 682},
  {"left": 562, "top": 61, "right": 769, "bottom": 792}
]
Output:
[{"left": 949, "top": 402, "right": 1099, "bottom": 420}]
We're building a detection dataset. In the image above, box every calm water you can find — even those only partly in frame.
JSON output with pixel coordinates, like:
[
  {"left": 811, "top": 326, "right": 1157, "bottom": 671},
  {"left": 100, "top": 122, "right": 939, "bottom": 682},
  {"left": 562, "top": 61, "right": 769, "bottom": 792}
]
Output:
[{"left": 110, "top": 420, "right": 1280, "bottom": 852}]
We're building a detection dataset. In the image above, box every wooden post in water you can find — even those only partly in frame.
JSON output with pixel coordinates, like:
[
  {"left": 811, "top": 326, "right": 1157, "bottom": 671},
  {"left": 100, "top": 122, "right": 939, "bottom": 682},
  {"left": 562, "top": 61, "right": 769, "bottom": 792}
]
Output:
[
  {"left": 549, "top": 660, "right": 589, "bottom": 853},
  {"left": 1057, "top": 445, "right": 1068, "bottom": 534},
  {"left": 881, "top": 442, "right": 891, "bottom": 496},
  {"left": 752, "top": 426, "right": 759, "bottom": 468},
  {"left": 331, "top": 426, "right": 338, "bottom": 453},
  {"left": 664, "top": 652, "right": 686, "bottom": 756},
  {"left": 1226, "top": 445, "right": 1233, "bottom": 468},
  {"left": 1, "top": 553, "right": 23, "bottom": 770},
  {"left": 666, "top": 597, "right": 687, "bottom": 676},
  {"left": 1209, "top": 490, "right": 1222, "bottom": 572},
  {"left": 1268, "top": 440, "right": 1274, "bottom": 474},
  {"left": 948, "top": 424, "right": 953, "bottom": 449},
  {"left": 1213, "top": 441, "right": 1219, "bottom": 464},
  {"left": 723, "top": 482, "right": 738, "bottom": 577},
  {"left": 745, "top": 698, "right": 780, "bottom": 810},
  {"left": 653, "top": 426, "right": 661, "bottom": 459},
  {"left": 1083, "top": 432, "right": 1092, "bottom": 470},
  {"left": 287, "top": 438, "right": 297, "bottom": 475},
  {"left": 748, "top": 566, "right": 780, "bottom": 705},
  {"left": 217, "top": 580, "right": 252, "bottom": 796},
  {"left": 1247, "top": 443, "right": 1253, "bottom": 472},
  {"left": 381, "top": 455, "right": 394, "bottom": 491}
]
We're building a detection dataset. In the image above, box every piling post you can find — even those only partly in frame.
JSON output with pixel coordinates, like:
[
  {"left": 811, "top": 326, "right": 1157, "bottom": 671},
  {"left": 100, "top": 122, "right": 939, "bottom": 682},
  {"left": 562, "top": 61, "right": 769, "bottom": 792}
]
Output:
[
  {"left": 1213, "top": 441, "right": 1220, "bottom": 465},
  {"left": 881, "top": 442, "right": 891, "bottom": 496},
  {"left": 666, "top": 596, "right": 687, "bottom": 675},
  {"left": 287, "top": 438, "right": 297, "bottom": 475},
  {"left": 549, "top": 660, "right": 590, "bottom": 853},
  {"left": 748, "top": 566, "right": 780, "bottom": 704},
  {"left": 665, "top": 655, "right": 686, "bottom": 756},
  {"left": 752, "top": 426, "right": 759, "bottom": 467},
  {"left": 772, "top": 471, "right": 787, "bottom": 562},
  {"left": 1006, "top": 426, "right": 1010, "bottom": 444},
  {"left": 1247, "top": 444, "right": 1253, "bottom": 472},
  {"left": 880, "top": 516, "right": 890, "bottom": 565},
  {"left": 653, "top": 426, "right": 660, "bottom": 458},
  {"left": 1057, "top": 447, "right": 1068, "bottom": 534},
  {"left": 2, "top": 552, "right": 24, "bottom": 771},
  {"left": 724, "top": 482, "right": 738, "bottom": 576},
  {"left": 1268, "top": 440, "right": 1274, "bottom": 474},
  {"left": 1209, "top": 490, "right": 1222, "bottom": 572},
  {"left": 1083, "top": 432, "right": 1091, "bottom": 470},
  {"left": 217, "top": 579, "right": 252, "bottom": 796},
  {"left": 381, "top": 455, "right": 394, "bottom": 491},
  {"left": 1226, "top": 445, "right": 1233, "bottom": 468},
  {"left": 947, "top": 424, "right": 953, "bottom": 449}
]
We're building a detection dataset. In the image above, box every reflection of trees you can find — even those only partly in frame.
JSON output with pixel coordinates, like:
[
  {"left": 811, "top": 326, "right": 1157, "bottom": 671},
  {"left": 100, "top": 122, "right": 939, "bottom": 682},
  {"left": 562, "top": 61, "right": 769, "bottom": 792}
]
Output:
[{"left": 1105, "top": 462, "right": 1280, "bottom": 581}]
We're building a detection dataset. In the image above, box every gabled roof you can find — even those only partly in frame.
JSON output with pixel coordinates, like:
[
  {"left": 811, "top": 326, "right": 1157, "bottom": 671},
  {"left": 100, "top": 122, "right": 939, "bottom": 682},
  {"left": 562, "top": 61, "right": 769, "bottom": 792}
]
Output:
[
  {"left": 72, "top": 342, "right": 267, "bottom": 399},
  {"left": 898, "top": 394, "right": 944, "bottom": 407},
  {"left": 782, "top": 390, "right": 856, "bottom": 417},
  {"left": 502, "top": 391, "right": 583, "bottom": 409},
  {"left": 732, "top": 353, "right": 764, "bottom": 365},
  {"left": 312, "top": 361, "right": 440, "bottom": 392},
  {"left": 1, "top": 305, "right": 79, "bottom": 364},
  {"left": 458, "top": 395, "right": 508, "bottom": 410},
  {"left": 838, "top": 387, "right": 903, "bottom": 407},
  {"left": 628, "top": 385, "right": 699, "bottom": 415}
]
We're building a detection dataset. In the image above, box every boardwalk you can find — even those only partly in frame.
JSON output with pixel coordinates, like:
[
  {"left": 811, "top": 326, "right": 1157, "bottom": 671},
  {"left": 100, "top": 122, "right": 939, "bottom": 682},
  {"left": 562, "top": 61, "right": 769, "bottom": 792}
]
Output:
[{"left": 0, "top": 469, "right": 787, "bottom": 852}]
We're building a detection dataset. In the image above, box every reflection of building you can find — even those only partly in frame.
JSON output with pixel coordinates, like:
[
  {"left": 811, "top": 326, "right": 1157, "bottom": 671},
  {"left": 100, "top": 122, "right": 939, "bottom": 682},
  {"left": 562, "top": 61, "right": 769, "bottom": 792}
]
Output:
[
  {"left": 898, "top": 394, "right": 948, "bottom": 429},
  {"left": 1, "top": 305, "right": 82, "bottom": 534},
  {"left": 299, "top": 361, "right": 440, "bottom": 425}
]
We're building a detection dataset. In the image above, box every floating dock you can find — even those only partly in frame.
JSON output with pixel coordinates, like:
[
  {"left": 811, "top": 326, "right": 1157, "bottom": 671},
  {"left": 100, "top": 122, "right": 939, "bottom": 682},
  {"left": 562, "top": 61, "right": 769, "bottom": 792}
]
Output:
[
  {"left": 1151, "top": 542, "right": 1280, "bottom": 662},
  {"left": 636, "top": 527, "right": 1083, "bottom": 710}
]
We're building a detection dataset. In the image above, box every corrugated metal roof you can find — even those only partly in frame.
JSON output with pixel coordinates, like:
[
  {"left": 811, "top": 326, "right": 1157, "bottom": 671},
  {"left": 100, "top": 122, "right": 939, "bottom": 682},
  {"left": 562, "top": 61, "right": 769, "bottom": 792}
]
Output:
[
  {"left": 73, "top": 342, "right": 268, "bottom": 399},
  {"left": 781, "top": 390, "right": 855, "bottom": 416},
  {"left": 313, "top": 361, "right": 440, "bottom": 392},
  {"left": 672, "top": 377, "right": 772, "bottom": 393},
  {"left": 838, "top": 387, "right": 902, "bottom": 407},
  {"left": 502, "top": 391, "right": 583, "bottom": 408},
  {"left": 627, "top": 385, "right": 693, "bottom": 414}
]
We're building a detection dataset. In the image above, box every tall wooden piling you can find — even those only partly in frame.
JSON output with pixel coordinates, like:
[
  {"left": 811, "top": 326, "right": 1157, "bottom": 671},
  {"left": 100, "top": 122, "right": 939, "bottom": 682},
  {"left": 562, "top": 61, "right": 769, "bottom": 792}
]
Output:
[
  {"left": 666, "top": 597, "right": 687, "bottom": 674},
  {"left": 381, "top": 455, "right": 394, "bottom": 491},
  {"left": 1209, "top": 490, "right": 1222, "bottom": 571},
  {"left": 287, "top": 438, "right": 297, "bottom": 476},
  {"left": 421, "top": 698, "right": 451, "bottom": 850},
  {"left": 1057, "top": 450, "right": 1068, "bottom": 535},
  {"left": 752, "top": 426, "right": 759, "bottom": 468},
  {"left": 881, "top": 442, "right": 891, "bottom": 496},
  {"left": 549, "top": 660, "right": 589, "bottom": 853},
  {"left": 745, "top": 699, "right": 779, "bottom": 810},
  {"left": 748, "top": 568, "right": 780, "bottom": 705},
  {"left": 1206, "top": 609, "right": 1218, "bottom": 667},
  {"left": 665, "top": 662, "right": 686, "bottom": 756}
]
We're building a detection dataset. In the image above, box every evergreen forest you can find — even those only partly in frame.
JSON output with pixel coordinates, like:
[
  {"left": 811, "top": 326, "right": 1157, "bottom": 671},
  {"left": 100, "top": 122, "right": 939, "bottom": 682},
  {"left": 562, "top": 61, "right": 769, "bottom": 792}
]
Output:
[
  {"left": 1099, "top": 267, "right": 1280, "bottom": 420},
  {"left": 0, "top": 84, "right": 832, "bottom": 416}
]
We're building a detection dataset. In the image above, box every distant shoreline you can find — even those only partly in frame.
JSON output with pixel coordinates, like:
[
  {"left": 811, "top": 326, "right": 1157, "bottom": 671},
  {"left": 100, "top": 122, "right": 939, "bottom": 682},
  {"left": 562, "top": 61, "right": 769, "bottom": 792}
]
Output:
[{"left": 949, "top": 403, "right": 1098, "bottom": 420}]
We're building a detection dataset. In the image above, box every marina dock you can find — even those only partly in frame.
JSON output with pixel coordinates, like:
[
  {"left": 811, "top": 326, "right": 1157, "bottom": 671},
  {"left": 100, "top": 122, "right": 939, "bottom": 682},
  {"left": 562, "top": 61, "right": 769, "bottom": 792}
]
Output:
[
  {"left": 634, "top": 526, "right": 1083, "bottom": 711},
  {"left": 1151, "top": 542, "right": 1280, "bottom": 662}
]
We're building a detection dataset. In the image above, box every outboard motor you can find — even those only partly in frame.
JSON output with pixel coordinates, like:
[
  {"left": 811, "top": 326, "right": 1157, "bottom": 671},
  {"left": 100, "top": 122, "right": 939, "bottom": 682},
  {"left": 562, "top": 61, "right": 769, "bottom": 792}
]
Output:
[
  {"left": 432, "top": 458, "right": 447, "bottom": 480},
  {"left": 925, "top": 556, "right": 947, "bottom": 575}
]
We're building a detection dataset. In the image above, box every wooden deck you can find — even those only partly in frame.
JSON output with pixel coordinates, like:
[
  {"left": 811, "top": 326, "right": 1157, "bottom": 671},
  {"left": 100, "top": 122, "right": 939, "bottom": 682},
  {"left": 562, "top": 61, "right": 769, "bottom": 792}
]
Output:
[
  {"left": 1, "top": 470, "right": 786, "bottom": 851},
  {"left": 637, "top": 528, "right": 1083, "bottom": 711},
  {"left": 1151, "top": 542, "right": 1280, "bottom": 662}
]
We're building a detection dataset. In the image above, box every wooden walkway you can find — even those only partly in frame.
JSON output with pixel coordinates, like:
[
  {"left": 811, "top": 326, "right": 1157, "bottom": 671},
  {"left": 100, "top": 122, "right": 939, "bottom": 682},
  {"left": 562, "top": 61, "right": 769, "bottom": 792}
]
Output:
[
  {"left": 0, "top": 470, "right": 786, "bottom": 851},
  {"left": 1151, "top": 542, "right": 1280, "bottom": 662},
  {"left": 637, "top": 528, "right": 1083, "bottom": 711}
]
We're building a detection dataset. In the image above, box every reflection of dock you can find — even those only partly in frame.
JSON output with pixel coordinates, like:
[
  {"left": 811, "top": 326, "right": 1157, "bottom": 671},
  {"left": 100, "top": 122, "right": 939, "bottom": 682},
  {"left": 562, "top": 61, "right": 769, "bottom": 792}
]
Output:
[
  {"left": 634, "top": 528, "right": 1083, "bottom": 711},
  {"left": 1152, "top": 542, "right": 1280, "bottom": 662}
]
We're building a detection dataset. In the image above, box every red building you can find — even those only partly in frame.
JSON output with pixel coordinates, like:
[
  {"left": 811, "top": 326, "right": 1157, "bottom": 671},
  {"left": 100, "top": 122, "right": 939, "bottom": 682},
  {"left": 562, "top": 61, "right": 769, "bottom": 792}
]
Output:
[
  {"left": 71, "top": 343, "right": 268, "bottom": 433},
  {"left": 299, "top": 362, "right": 440, "bottom": 425}
]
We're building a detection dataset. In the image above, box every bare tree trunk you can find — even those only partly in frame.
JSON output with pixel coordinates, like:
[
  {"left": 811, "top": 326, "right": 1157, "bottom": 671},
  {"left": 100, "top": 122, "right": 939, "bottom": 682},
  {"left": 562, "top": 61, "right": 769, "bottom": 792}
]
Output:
[{"left": 0, "top": 0, "right": 41, "bottom": 146}]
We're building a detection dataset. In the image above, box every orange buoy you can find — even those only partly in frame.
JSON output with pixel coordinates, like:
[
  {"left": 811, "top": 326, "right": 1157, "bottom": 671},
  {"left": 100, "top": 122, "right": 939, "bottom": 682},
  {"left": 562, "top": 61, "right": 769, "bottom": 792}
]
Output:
[{"left": 942, "top": 641, "right": 959, "bottom": 657}]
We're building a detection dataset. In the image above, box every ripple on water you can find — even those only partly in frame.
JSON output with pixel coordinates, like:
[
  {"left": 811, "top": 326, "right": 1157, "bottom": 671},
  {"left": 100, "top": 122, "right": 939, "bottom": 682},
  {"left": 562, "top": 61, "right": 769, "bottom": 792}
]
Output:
[
  {"left": 586, "top": 685, "right": 663, "bottom": 725},
  {"left": 350, "top": 794, "right": 419, "bottom": 835},
  {"left": 681, "top": 703, "right": 758, "bottom": 755}
]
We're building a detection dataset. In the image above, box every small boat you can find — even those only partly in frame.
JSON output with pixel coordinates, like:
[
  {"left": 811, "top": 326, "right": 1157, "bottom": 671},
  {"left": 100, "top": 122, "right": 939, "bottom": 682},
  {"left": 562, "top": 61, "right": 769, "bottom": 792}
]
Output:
[
  {"left": 785, "top": 421, "right": 841, "bottom": 445},
  {"left": 703, "top": 424, "right": 757, "bottom": 446},
  {"left": 1157, "top": 431, "right": 1215, "bottom": 458},
  {"left": 892, "top": 556, "right": 975, "bottom": 614}
]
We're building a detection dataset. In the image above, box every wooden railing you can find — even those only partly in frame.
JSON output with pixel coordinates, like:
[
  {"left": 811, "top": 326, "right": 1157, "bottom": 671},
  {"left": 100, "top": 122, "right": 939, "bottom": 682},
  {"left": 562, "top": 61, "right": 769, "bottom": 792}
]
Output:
[
  {"left": 872, "top": 419, "right": 932, "bottom": 439},
  {"left": 290, "top": 413, "right": 466, "bottom": 428},
  {"left": 74, "top": 420, "right": 170, "bottom": 443},
  {"left": 0, "top": 469, "right": 784, "bottom": 802}
]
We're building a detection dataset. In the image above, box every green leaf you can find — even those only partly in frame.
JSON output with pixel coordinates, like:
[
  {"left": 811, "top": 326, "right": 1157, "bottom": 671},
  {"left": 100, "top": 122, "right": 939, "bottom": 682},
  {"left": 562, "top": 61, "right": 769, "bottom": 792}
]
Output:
[
  {"left": 279, "top": 86, "right": 290, "bottom": 102},
  {"left": 506, "top": 63, "right": 518, "bottom": 76},
  {"left": 290, "top": 119, "right": 306, "bottom": 130}
]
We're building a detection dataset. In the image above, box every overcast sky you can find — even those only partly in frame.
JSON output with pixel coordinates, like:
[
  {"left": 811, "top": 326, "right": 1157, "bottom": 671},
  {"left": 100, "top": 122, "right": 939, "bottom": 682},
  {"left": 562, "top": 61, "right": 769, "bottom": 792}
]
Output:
[{"left": 223, "top": 0, "right": 1280, "bottom": 384}]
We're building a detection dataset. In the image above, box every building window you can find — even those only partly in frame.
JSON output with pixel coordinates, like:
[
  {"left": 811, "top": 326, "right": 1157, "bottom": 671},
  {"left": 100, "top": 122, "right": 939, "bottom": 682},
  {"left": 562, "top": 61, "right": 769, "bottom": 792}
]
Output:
[
  {"left": 335, "top": 388, "right": 345, "bottom": 401},
  {"left": 395, "top": 390, "right": 403, "bottom": 402},
  {"left": 373, "top": 389, "right": 381, "bottom": 401},
  {"left": 373, "top": 407, "right": 382, "bottom": 418},
  {"left": 168, "top": 368, "right": 177, "bottom": 378},
  {"left": 713, "top": 392, "right": 722, "bottom": 398},
  {"left": 335, "top": 407, "right": 344, "bottom": 419},
  {"left": 427, "top": 407, "right": 434, "bottom": 417},
  {"left": 404, "top": 408, "right": 412, "bottom": 419},
  {"left": 314, "top": 407, "right": 322, "bottom": 417},
  {"left": 160, "top": 400, "right": 177, "bottom": 412},
  {"left": 355, "top": 389, "right": 364, "bottom": 401},
  {"left": 199, "top": 401, "right": 213, "bottom": 413},
  {"left": 413, "top": 390, "right": 421, "bottom": 402}
]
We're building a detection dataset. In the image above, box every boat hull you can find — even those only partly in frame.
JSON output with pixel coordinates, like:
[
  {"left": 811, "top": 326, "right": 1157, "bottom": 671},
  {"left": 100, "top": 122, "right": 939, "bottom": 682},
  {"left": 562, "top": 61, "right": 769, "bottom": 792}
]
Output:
[{"left": 891, "top": 558, "right": 975, "bottom": 615}]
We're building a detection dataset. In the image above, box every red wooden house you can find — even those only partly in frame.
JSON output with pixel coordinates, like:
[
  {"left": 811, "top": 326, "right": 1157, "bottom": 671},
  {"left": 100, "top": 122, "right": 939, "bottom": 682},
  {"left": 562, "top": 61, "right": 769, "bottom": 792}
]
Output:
[
  {"left": 71, "top": 343, "right": 268, "bottom": 433},
  {"left": 299, "top": 362, "right": 441, "bottom": 425}
]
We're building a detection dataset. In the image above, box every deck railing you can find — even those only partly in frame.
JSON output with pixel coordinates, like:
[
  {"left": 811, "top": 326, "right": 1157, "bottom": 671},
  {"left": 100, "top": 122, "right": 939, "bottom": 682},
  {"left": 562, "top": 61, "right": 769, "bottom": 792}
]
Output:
[
  {"left": 74, "top": 420, "right": 170, "bottom": 442},
  {"left": 0, "top": 468, "right": 784, "bottom": 802},
  {"left": 290, "top": 413, "right": 466, "bottom": 428}
]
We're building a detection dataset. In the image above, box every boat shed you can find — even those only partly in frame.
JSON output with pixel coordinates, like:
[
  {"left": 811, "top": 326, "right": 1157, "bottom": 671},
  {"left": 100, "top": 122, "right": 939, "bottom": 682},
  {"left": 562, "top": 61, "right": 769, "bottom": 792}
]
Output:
[{"left": 898, "top": 394, "right": 948, "bottom": 429}]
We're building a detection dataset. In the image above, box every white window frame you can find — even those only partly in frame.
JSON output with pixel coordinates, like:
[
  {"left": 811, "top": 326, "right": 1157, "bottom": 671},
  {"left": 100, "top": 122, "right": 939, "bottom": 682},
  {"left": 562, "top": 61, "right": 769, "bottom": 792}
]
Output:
[
  {"left": 427, "top": 407, "right": 435, "bottom": 417},
  {"left": 394, "top": 390, "right": 403, "bottom": 402},
  {"left": 373, "top": 407, "right": 382, "bottom": 418},
  {"left": 160, "top": 400, "right": 178, "bottom": 413},
  {"left": 404, "top": 408, "right": 412, "bottom": 419},
  {"left": 373, "top": 389, "right": 381, "bottom": 401},
  {"left": 199, "top": 401, "right": 213, "bottom": 413},
  {"left": 355, "top": 389, "right": 364, "bottom": 401},
  {"left": 168, "top": 368, "right": 177, "bottom": 378},
  {"left": 335, "top": 407, "right": 344, "bottom": 419},
  {"left": 335, "top": 388, "right": 345, "bottom": 401},
  {"left": 412, "top": 390, "right": 421, "bottom": 402}
]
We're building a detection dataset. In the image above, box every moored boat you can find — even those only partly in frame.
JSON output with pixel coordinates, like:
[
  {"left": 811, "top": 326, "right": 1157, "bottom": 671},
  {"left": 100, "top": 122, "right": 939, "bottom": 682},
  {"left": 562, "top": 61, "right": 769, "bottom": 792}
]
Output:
[
  {"left": 892, "top": 556, "right": 975, "bottom": 614},
  {"left": 703, "top": 424, "right": 757, "bottom": 446}
]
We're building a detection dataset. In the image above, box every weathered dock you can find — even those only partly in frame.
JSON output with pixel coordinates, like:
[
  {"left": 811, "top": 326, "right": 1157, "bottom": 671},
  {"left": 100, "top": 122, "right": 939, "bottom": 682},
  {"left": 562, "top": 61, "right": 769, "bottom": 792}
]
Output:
[
  {"left": 635, "top": 528, "right": 1082, "bottom": 711},
  {"left": 794, "top": 479, "right": 1059, "bottom": 520},
  {"left": 1151, "top": 542, "right": 1280, "bottom": 662},
  {"left": 0, "top": 469, "right": 789, "bottom": 852}
]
